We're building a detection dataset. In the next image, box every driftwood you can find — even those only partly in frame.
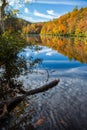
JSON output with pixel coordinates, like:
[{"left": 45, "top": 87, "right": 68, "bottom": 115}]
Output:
[{"left": 0, "top": 79, "right": 60, "bottom": 120}]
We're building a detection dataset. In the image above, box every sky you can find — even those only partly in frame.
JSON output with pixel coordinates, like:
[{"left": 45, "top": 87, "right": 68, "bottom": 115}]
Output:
[{"left": 8, "top": 0, "right": 87, "bottom": 23}]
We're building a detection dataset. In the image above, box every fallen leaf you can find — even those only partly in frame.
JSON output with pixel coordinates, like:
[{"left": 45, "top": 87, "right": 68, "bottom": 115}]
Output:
[{"left": 34, "top": 117, "right": 45, "bottom": 126}]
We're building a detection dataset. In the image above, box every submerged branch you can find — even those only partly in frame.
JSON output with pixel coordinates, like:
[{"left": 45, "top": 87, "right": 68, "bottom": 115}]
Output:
[{"left": 0, "top": 79, "right": 60, "bottom": 119}]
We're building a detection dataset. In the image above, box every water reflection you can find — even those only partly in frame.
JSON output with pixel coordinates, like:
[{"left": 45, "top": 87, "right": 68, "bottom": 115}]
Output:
[
  {"left": 1, "top": 35, "right": 87, "bottom": 84},
  {"left": 24, "top": 36, "right": 87, "bottom": 70},
  {"left": 25, "top": 35, "right": 87, "bottom": 63},
  {"left": 40, "top": 36, "right": 87, "bottom": 63},
  {"left": 0, "top": 35, "right": 87, "bottom": 130}
]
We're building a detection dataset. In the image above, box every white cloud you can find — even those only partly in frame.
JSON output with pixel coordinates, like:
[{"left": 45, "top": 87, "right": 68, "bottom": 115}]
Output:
[
  {"left": 47, "top": 10, "right": 55, "bottom": 16},
  {"left": 18, "top": 8, "right": 66, "bottom": 22},
  {"left": 33, "top": 9, "right": 64, "bottom": 21},
  {"left": 24, "top": 8, "right": 29, "bottom": 13},
  {"left": 46, "top": 10, "right": 61, "bottom": 17},
  {"left": 18, "top": 14, "right": 52, "bottom": 23},
  {"left": 34, "top": 10, "right": 53, "bottom": 19}
]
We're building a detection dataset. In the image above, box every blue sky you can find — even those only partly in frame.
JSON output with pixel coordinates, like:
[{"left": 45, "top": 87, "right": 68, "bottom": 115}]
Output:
[{"left": 8, "top": 0, "right": 87, "bottom": 23}]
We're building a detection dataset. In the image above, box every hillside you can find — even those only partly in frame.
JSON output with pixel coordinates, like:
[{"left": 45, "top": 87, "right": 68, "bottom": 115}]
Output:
[
  {"left": 4, "top": 7, "right": 87, "bottom": 36},
  {"left": 41, "top": 7, "right": 87, "bottom": 36},
  {"left": 4, "top": 18, "right": 31, "bottom": 33}
]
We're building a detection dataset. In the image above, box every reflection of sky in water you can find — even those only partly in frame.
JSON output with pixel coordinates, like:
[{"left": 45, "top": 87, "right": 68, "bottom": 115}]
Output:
[{"left": 19, "top": 45, "right": 87, "bottom": 70}]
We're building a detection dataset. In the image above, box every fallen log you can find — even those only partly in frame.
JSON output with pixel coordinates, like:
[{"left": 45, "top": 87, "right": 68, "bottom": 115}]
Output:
[
  {"left": 0, "top": 79, "right": 60, "bottom": 119},
  {"left": 19, "top": 79, "right": 60, "bottom": 95}
]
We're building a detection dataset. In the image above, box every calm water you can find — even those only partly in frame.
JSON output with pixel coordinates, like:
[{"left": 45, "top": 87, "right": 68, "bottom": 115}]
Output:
[
  {"left": 0, "top": 36, "right": 87, "bottom": 130},
  {"left": 20, "top": 44, "right": 86, "bottom": 70}
]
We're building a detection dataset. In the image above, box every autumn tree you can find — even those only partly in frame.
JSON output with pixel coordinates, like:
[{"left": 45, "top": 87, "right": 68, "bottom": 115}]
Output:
[{"left": 40, "top": 7, "right": 87, "bottom": 36}]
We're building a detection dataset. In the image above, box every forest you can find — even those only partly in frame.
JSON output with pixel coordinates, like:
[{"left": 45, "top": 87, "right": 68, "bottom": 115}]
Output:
[
  {"left": 21, "top": 7, "right": 87, "bottom": 36},
  {"left": 1, "top": 6, "right": 87, "bottom": 37},
  {"left": 41, "top": 7, "right": 87, "bottom": 36},
  {"left": 0, "top": 1, "right": 87, "bottom": 129}
]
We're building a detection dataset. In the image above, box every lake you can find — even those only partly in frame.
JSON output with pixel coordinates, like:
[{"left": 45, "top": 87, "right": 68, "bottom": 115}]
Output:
[{"left": 0, "top": 36, "right": 87, "bottom": 130}]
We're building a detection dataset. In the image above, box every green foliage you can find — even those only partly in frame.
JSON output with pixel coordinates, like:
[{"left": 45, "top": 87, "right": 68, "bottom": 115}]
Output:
[
  {"left": 0, "top": 31, "right": 26, "bottom": 64},
  {"left": 0, "top": 33, "right": 43, "bottom": 80}
]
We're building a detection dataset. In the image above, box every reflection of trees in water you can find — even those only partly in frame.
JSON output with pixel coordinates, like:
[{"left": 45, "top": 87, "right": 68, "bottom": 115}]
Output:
[
  {"left": 0, "top": 34, "right": 87, "bottom": 129},
  {"left": 40, "top": 36, "right": 87, "bottom": 63},
  {"left": 25, "top": 35, "right": 87, "bottom": 63},
  {"left": 25, "top": 35, "right": 42, "bottom": 45}
]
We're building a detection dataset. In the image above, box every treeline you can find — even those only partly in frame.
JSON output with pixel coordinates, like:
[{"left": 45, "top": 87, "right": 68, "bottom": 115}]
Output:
[
  {"left": 4, "top": 18, "right": 44, "bottom": 34},
  {"left": 3, "top": 7, "right": 87, "bottom": 36},
  {"left": 22, "top": 22, "right": 44, "bottom": 34},
  {"left": 41, "top": 7, "right": 87, "bottom": 36}
]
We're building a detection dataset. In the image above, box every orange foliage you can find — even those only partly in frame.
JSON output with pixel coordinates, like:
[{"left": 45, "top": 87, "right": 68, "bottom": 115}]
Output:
[{"left": 41, "top": 7, "right": 87, "bottom": 36}]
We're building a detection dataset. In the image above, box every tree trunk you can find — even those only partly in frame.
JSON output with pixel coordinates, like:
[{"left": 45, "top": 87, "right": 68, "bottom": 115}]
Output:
[{"left": 0, "top": 0, "right": 8, "bottom": 33}]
